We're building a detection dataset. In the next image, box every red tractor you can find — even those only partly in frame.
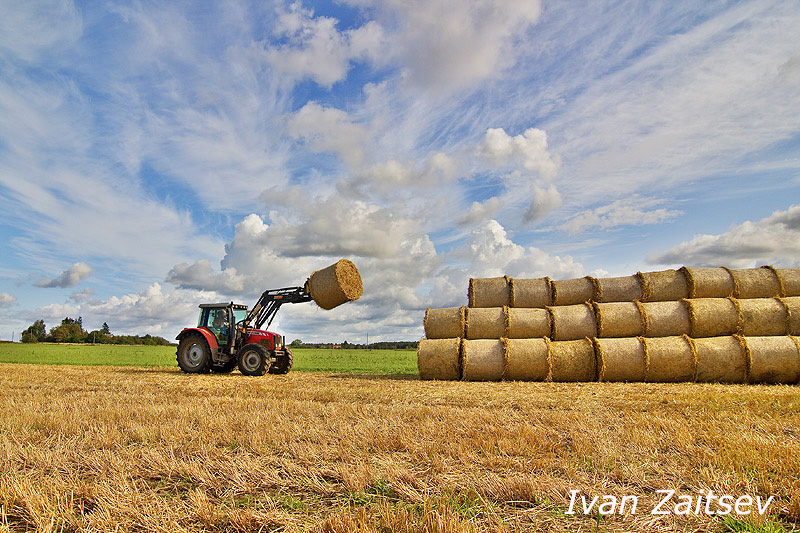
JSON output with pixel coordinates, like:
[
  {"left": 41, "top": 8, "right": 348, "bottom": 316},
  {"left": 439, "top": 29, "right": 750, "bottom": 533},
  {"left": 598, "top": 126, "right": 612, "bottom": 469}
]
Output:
[{"left": 175, "top": 286, "right": 312, "bottom": 376}]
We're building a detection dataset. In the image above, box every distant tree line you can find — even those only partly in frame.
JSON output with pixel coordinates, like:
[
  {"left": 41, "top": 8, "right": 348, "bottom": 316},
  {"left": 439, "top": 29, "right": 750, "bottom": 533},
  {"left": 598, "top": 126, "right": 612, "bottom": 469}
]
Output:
[
  {"left": 21, "top": 318, "right": 171, "bottom": 345},
  {"left": 289, "top": 339, "right": 418, "bottom": 350}
]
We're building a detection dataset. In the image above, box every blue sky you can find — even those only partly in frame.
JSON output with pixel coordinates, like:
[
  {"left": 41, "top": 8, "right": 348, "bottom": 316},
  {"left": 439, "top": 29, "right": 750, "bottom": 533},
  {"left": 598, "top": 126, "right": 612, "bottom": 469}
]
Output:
[{"left": 1, "top": 0, "right": 799, "bottom": 342}]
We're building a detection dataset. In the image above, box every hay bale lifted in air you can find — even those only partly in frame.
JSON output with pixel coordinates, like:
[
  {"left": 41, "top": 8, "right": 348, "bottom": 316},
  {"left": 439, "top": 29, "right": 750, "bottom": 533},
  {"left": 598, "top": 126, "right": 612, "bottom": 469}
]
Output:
[
  {"left": 640, "top": 301, "right": 691, "bottom": 337},
  {"left": 691, "top": 336, "right": 747, "bottom": 383},
  {"left": 465, "top": 307, "right": 506, "bottom": 339},
  {"left": 551, "top": 276, "right": 595, "bottom": 306},
  {"left": 685, "top": 298, "right": 740, "bottom": 338},
  {"left": 744, "top": 336, "right": 800, "bottom": 384},
  {"left": 595, "top": 337, "right": 646, "bottom": 382},
  {"left": 502, "top": 338, "right": 549, "bottom": 381},
  {"left": 417, "top": 338, "right": 461, "bottom": 380},
  {"left": 549, "top": 303, "right": 597, "bottom": 341},
  {"left": 637, "top": 269, "right": 689, "bottom": 302},
  {"left": 506, "top": 308, "right": 550, "bottom": 339},
  {"left": 424, "top": 306, "right": 466, "bottom": 339},
  {"left": 738, "top": 298, "right": 788, "bottom": 336},
  {"left": 462, "top": 339, "right": 504, "bottom": 381},
  {"left": 785, "top": 297, "right": 800, "bottom": 335},
  {"left": 468, "top": 276, "right": 511, "bottom": 308},
  {"left": 548, "top": 339, "right": 597, "bottom": 382},
  {"left": 593, "top": 275, "right": 643, "bottom": 303},
  {"left": 776, "top": 268, "right": 800, "bottom": 297},
  {"left": 509, "top": 277, "right": 551, "bottom": 308},
  {"left": 680, "top": 267, "right": 734, "bottom": 298},
  {"left": 729, "top": 267, "right": 782, "bottom": 299},
  {"left": 593, "top": 302, "right": 644, "bottom": 338},
  {"left": 643, "top": 336, "right": 696, "bottom": 383},
  {"left": 307, "top": 259, "right": 363, "bottom": 310}
]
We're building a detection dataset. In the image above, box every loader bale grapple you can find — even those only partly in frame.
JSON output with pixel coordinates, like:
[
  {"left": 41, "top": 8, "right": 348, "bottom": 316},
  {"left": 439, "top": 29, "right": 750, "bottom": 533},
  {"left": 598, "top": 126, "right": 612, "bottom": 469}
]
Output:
[{"left": 175, "top": 260, "right": 362, "bottom": 376}]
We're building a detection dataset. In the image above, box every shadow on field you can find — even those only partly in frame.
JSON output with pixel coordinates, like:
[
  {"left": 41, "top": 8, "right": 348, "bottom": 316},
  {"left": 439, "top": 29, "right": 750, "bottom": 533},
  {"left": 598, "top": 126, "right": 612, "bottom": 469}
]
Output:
[{"left": 328, "top": 373, "right": 420, "bottom": 381}]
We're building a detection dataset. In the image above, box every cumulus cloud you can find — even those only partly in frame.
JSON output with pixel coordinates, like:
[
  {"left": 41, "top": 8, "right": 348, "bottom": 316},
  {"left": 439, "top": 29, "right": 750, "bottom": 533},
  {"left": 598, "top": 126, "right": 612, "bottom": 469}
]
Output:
[
  {"left": 287, "top": 102, "right": 370, "bottom": 168},
  {"left": 166, "top": 260, "right": 246, "bottom": 293},
  {"left": 459, "top": 197, "right": 504, "bottom": 225},
  {"left": 34, "top": 262, "right": 92, "bottom": 288},
  {"left": 525, "top": 184, "right": 563, "bottom": 223},
  {"left": 349, "top": 0, "right": 543, "bottom": 91},
  {"left": 648, "top": 205, "right": 800, "bottom": 268},
  {"left": 453, "top": 219, "right": 584, "bottom": 279},
  {"left": 562, "top": 196, "right": 682, "bottom": 235},
  {"left": 477, "top": 127, "right": 560, "bottom": 178},
  {"left": 0, "top": 293, "right": 17, "bottom": 307},
  {"left": 265, "top": 3, "right": 384, "bottom": 86}
]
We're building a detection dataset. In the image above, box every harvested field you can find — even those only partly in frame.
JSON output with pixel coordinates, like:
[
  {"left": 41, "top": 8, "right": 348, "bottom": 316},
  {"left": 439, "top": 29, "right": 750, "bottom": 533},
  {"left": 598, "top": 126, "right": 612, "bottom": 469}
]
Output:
[{"left": 1, "top": 364, "right": 798, "bottom": 532}]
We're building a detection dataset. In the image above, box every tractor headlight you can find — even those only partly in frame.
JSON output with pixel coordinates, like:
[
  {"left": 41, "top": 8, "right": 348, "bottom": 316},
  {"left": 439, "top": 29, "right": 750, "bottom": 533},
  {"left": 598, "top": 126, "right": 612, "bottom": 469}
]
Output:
[{"left": 275, "top": 336, "right": 284, "bottom": 349}]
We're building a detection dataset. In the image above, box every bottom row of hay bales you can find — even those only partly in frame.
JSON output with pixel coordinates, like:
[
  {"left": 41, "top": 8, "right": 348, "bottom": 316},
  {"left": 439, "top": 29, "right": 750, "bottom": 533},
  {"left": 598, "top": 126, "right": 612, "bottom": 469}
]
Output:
[{"left": 417, "top": 335, "right": 800, "bottom": 384}]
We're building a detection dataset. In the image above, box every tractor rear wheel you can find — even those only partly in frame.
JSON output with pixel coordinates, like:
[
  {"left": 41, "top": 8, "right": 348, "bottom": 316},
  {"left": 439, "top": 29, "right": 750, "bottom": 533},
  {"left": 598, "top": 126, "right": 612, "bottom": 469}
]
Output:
[
  {"left": 211, "top": 360, "right": 237, "bottom": 373},
  {"left": 238, "top": 344, "right": 270, "bottom": 376},
  {"left": 268, "top": 349, "right": 294, "bottom": 374},
  {"left": 176, "top": 335, "right": 212, "bottom": 374}
]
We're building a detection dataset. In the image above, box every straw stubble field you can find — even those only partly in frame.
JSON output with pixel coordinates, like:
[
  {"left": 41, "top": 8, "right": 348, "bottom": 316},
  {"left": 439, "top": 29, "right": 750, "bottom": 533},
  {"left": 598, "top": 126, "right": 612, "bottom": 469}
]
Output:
[{"left": 1, "top": 364, "right": 799, "bottom": 532}]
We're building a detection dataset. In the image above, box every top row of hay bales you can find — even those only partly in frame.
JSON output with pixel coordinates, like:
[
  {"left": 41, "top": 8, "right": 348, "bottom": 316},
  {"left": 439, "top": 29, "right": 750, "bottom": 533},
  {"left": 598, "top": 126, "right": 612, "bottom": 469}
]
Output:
[{"left": 469, "top": 266, "right": 800, "bottom": 308}]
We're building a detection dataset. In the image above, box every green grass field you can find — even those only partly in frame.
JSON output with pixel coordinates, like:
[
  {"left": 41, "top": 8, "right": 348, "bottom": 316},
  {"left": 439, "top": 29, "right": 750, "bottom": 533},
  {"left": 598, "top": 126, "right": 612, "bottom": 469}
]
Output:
[{"left": 0, "top": 343, "right": 417, "bottom": 374}]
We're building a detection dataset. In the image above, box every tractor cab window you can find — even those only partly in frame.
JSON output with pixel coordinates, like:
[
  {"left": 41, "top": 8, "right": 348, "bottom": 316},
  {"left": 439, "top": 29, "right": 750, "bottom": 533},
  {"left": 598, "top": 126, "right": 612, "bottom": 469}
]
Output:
[
  {"left": 233, "top": 308, "right": 247, "bottom": 326},
  {"left": 201, "top": 308, "right": 230, "bottom": 345}
]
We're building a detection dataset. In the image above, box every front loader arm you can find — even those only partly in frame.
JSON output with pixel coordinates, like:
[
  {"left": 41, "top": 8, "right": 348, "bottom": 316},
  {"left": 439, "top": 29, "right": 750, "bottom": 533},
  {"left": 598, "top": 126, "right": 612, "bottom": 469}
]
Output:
[{"left": 240, "top": 286, "right": 312, "bottom": 331}]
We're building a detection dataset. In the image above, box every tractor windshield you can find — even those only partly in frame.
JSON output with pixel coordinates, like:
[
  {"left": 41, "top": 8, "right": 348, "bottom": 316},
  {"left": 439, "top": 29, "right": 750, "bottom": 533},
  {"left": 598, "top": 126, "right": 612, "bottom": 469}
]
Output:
[{"left": 233, "top": 308, "right": 247, "bottom": 325}]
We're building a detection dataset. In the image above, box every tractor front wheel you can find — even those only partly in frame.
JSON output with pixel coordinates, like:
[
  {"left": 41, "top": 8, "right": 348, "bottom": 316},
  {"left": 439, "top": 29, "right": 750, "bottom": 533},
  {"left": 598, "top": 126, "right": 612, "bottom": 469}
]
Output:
[
  {"left": 238, "top": 344, "right": 269, "bottom": 376},
  {"left": 176, "top": 335, "right": 212, "bottom": 374},
  {"left": 268, "top": 349, "right": 294, "bottom": 374}
]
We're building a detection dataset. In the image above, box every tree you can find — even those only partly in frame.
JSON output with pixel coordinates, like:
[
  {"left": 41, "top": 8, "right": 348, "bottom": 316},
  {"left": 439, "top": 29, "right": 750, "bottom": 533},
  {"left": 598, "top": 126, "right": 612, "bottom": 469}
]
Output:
[
  {"left": 49, "top": 317, "right": 87, "bottom": 343},
  {"left": 101, "top": 322, "right": 110, "bottom": 334},
  {"left": 21, "top": 320, "right": 47, "bottom": 343},
  {"left": 290, "top": 339, "right": 303, "bottom": 347}
]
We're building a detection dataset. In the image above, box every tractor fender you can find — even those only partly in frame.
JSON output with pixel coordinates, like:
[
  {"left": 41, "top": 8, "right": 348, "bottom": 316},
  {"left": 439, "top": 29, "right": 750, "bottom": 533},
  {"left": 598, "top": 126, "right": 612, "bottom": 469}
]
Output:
[{"left": 176, "top": 327, "right": 219, "bottom": 353}]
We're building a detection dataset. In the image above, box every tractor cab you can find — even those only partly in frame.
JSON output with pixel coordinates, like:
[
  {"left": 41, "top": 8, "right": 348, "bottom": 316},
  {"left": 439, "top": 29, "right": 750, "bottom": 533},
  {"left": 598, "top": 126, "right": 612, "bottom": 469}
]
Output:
[{"left": 197, "top": 303, "right": 247, "bottom": 346}]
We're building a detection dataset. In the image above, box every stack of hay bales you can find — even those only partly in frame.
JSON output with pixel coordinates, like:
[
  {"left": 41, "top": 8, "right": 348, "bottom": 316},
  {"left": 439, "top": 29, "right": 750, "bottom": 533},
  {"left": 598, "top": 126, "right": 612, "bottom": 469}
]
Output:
[{"left": 419, "top": 266, "right": 800, "bottom": 384}]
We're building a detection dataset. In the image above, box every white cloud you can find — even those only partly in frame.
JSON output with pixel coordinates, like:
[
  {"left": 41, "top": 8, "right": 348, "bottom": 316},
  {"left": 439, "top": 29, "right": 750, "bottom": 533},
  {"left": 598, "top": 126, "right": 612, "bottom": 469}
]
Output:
[
  {"left": 453, "top": 219, "right": 584, "bottom": 279},
  {"left": 562, "top": 196, "right": 682, "bottom": 235},
  {"left": 348, "top": 0, "right": 542, "bottom": 91},
  {"left": 477, "top": 128, "right": 559, "bottom": 178},
  {"left": 34, "top": 262, "right": 92, "bottom": 288},
  {"left": 525, "top": 184, "right": 563, "bottom": 223},
  {"left": 0, "top": 293, "right": 17, "bottom": 307},
  {"left": 648, "top": 205, "right": 800, "bottom": 268},
  {"left": 0, "top": 0, "right": 82, "bottom": 63},
  {"left": 286, "top": 102, "right": 369, "bottom": 168},
  {"left": 459, "top": 197, "right": 504, "bottom": 225},
  {"left": 265, "top": 3, "right": 384, "bottom": 87},
  {"left": 166, "top": 260, "right": 246, "bottom": 293}
]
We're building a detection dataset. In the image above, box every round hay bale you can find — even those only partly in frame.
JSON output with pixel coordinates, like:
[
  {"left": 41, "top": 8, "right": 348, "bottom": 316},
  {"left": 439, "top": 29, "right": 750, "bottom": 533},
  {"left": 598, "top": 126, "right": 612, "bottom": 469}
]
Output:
[
  {"left": 640, "top": 301, "right": 691, "bottom": 337},
  {"left": 548, "top": 338, "right": 597, "bottom": 382},
  {"left": 594, "top": 337, "right": 646, "bottom": 382},
  {"left": 306, "top": 259, "right": 363, "bottom": 310},
  {"left": 417, "top": 338, "right": 461, "bottom": 380},
  {"left": 509, "top": 277, "right": 551, "bottom": 308},
  {"left": 691, "top": 336, "right": 747, "bottom": 383},
  {"left": 551, "top": 276, "right": 595, "bottom": 306},
  {"left": 643, "top": 335, "right": 696, "bottom": 383},
  {"left": 424, "top": 306, "right": 466, "bottom": 339},
  {"left": 549, "top": 303, "right": 597, "bottom": 341},
  {"left": 593, "top": 302, "right": 644, "bottom": 338},
  {"left": 594, "top": 275, "right": 643, "bottom": 303},
  {"left": 462, "top": 339, "right": 504, "bottom": 381},
  {"left": 502, "top": 338, "right": 549, "bottom": 381},
  {"left": 744, "top": 336, "right": 800, "bottom": 384},
  {"left": 506, "top": 307, "right": 550, "bottom": 339},
  {"left": 465, "top": 307, "right": 506, "bottom": 339},
  {"left": 637, "top": 269, "right": 689, "bottom": 302},
  {"left": 776, "top": 268, "right": 800, "bottom": 297},
  {"left": 680, "top": 267, "right": 734, "bottom": 298},
  {"left": 738, "top": 298, "right": 788, "bottom": 336},
  {"left": 685, "top": 297, "right": 739, "bottom": 338},
  {"left": 729, "top": 267, "right": 781, "bottom": 299},
  {"left": 468, "top": 276, "right": 511, "bottom": 308},
  {"left": 785, "top": 297, "right": 800, "bottom": 335}
]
